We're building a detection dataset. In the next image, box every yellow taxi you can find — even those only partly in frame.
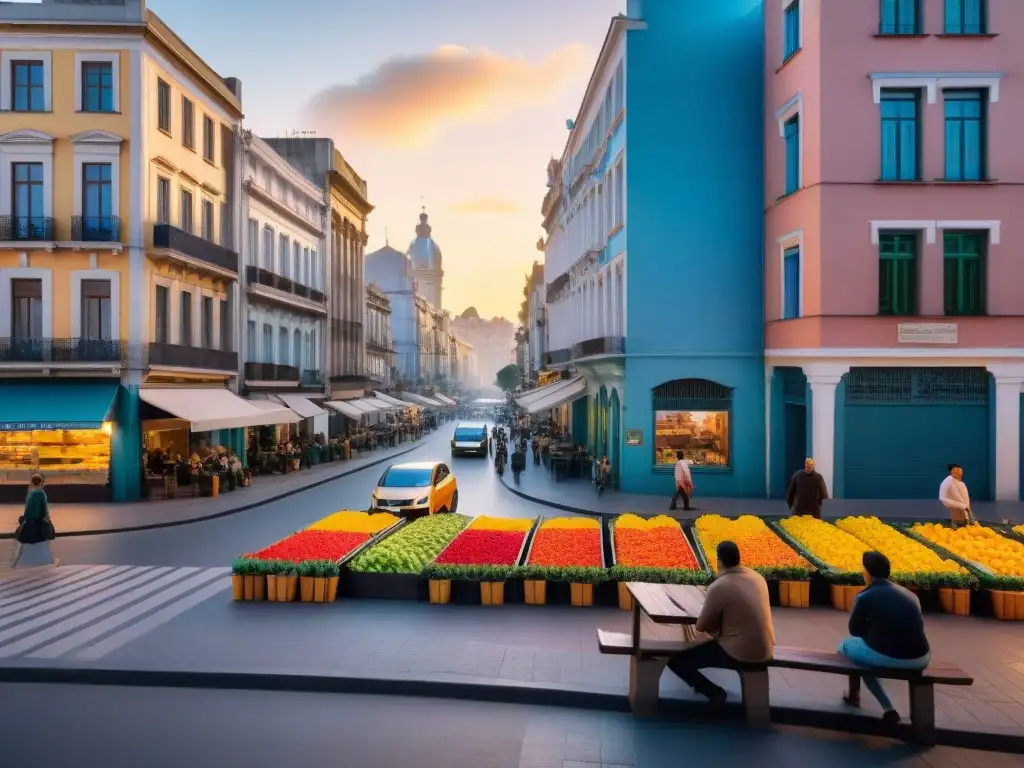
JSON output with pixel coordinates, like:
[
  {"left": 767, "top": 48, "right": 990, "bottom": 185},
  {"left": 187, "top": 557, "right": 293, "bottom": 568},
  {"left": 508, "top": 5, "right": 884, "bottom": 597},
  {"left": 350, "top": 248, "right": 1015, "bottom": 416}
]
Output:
[{"left": 370, "top": 461, "right": 459, "bottom": 518}]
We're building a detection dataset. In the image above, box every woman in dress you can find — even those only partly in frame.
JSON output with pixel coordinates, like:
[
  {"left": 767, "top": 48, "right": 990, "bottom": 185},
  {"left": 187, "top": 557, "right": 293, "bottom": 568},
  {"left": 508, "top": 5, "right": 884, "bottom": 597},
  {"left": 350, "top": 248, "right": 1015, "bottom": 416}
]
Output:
[{"left": 11, "top": 474, "right": 57, "bottom": 568}]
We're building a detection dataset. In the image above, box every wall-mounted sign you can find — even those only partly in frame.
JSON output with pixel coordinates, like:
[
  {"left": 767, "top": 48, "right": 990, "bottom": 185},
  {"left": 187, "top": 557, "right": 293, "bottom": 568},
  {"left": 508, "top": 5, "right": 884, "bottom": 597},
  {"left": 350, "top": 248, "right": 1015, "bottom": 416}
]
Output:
[
  {"left": 625, "top": 429, "right": 643, "bottom": 446},
  {"left": 897, "top": 323, "right": 958, "bottom": 344}
]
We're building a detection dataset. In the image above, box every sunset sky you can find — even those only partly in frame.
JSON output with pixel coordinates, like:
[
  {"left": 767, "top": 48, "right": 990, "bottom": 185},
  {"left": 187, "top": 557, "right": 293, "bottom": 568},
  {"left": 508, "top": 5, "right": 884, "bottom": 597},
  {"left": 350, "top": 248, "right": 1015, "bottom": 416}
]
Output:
[{"left": 146, "top": 0, "right": 624, "bottom": 321}]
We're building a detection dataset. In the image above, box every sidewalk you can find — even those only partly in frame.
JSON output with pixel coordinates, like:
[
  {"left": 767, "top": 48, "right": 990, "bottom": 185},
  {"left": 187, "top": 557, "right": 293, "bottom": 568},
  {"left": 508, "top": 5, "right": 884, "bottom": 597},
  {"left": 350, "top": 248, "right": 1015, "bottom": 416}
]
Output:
[
  {"left": 0, "top": 437, "right": 426, "bottom": 538},
  {"left": 0, "top": 565, "right": 1021, "bottom": 750},
  {"left": 499, "top": 463, "right": 1024, "bottom": 524}
]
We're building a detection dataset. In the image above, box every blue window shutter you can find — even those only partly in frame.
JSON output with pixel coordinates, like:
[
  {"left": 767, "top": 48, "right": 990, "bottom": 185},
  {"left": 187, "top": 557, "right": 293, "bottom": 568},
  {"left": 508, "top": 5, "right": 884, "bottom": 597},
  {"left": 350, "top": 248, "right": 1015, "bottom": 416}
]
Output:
[
  {"left": 945, "top": 116, "right": 962, "bottom": 179},
  {"left": 783, "top": 247, "right": 800, "bottom": 319},
  {"left": 899, "top": 118, "right": 917, "bottom": 179},
  {"left": 881, "top": 119, "right": 898, "bottom": 180},
  {"left": 784, "top": 2, "right": 800, "bottom": 59},
  {"left": 784, "top": 116, "right": 799, "bottom": 194}
]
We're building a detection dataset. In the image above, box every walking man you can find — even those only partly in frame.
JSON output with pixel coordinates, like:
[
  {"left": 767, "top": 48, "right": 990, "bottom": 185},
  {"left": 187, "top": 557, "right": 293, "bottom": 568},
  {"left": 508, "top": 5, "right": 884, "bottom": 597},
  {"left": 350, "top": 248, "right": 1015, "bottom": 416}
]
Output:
[
  {"left": 938, "top": 463, "right": 974, "bottom": 527},
  {"left": 787, "top": 457, "right": 829, "bottom": 519},
  {"left": 670, "top": 451, "right": 694, "bottom": 511}
]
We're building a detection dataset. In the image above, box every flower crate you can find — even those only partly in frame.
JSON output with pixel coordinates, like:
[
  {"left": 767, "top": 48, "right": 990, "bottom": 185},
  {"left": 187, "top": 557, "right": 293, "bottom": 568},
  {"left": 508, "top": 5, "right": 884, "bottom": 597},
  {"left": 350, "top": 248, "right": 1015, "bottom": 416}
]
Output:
[
  {"left": 990, "top": 590, "right": 1024, "bottom": 621},
  {"left": 778, "top": 580, "right": 810, "bottom": 608},
  {"left": 520, "top": 517, "right": 607, "bottom": 606}
]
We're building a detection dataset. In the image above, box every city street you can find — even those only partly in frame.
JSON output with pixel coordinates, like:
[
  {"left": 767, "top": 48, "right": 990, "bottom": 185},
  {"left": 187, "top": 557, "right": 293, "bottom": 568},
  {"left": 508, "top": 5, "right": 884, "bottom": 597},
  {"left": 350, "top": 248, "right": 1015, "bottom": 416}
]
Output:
[{"left": 1, "top": 684, "right": 1017, "bottom": 768}]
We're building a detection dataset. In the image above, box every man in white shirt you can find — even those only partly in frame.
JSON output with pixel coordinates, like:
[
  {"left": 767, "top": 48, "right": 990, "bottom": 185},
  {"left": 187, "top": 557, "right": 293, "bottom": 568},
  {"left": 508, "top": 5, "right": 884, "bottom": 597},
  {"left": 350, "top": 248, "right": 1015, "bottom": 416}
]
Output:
[
  {"left": 938, "top": 463, "right": 974, "bottom": 527},
  {"left": 670, "top": 451, "right": 694, "bottom": 511}
]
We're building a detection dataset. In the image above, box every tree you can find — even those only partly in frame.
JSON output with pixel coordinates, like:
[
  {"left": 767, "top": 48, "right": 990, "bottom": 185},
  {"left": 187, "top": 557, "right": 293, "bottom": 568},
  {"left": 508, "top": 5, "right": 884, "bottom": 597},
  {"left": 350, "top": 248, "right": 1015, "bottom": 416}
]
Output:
[
  {"left": 495, "top": 363, "right": 521, "bottom": 392},
  {"left": 460, "top": 307, "right": 480, "bottom": 320}
]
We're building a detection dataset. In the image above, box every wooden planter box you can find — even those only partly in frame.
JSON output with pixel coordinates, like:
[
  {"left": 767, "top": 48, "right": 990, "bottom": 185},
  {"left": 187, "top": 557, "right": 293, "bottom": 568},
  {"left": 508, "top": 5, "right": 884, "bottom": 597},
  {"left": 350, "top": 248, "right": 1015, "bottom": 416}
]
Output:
[
  {"left": 779, "top": 580, "right": 810, "bottom": 608},
  {"left": 990, "top": 590, "right": 1024, "bottom": 621},
  {"left": 524, "top": 579, "right": 546, "bottom": 605},
  {"left": 480, "top": 581, "right": 505, "bottom": 605},
  {"left": 428, "top": 579, "right": 451, "bottom": 604},
  {"left": 233, "top": 574, "right": 265, "bottom": 601},
  {"left": 617, "top": 582, "right": 633, "bottom": 611},
  {"left": 570, "top": 582, "right": 594, "bottom": 607},
  {"left": 938, "top": 587, "right": 971, "bottom": 616},
  {"left": 830, "top": 584, "right": 864, "bottom": 612}
]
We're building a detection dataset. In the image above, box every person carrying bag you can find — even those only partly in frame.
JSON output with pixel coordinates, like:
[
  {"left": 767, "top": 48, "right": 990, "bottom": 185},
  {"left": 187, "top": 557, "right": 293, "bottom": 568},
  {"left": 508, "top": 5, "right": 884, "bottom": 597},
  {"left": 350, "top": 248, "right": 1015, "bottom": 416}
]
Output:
[{"left": 10, "top": 474, "right": 57, "bottom": 569}]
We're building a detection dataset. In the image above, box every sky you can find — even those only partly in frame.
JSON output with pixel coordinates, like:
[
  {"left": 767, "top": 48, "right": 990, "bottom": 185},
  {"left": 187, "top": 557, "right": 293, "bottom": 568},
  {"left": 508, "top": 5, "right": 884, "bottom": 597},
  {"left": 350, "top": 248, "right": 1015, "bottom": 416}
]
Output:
[{"left": 144, "top": 0, "right": 625, "bottom": 321}]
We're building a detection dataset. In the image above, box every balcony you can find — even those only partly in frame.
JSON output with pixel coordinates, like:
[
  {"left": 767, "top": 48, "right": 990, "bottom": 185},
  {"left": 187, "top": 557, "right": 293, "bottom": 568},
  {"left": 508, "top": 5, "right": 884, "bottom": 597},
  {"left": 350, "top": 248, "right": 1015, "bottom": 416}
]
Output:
[
  {"left": 0, "top": 337, "right": 122, "bottom": 365},
  {"left": 152, "top": 224, "right": 238, "bottom": 277},
  {"left": 572, "top": 336, "right": 625, "bottom": 359},
  {"left": 245, "top": 266, "right": 327, "bottom": 313},
  {"left": 0, "top": 215, "right": 54, "bottom": 242},
  {"left": 72, "top": 216, "right": 121, "bottom": 243},
  {"left": 366, "top": 338, "right": 395, "bottom": 354},
  {"left": 148, "top": 342, "right": 237, "bottom": 372},
  {"left": 544, "top": 348, "right": 572, "bottom": 367},
  {"left": 301, "top": 369, "right": 323, "bottom": 388},
  {"left": 244, "top": 362, "right": 301, "bottom": 383}
]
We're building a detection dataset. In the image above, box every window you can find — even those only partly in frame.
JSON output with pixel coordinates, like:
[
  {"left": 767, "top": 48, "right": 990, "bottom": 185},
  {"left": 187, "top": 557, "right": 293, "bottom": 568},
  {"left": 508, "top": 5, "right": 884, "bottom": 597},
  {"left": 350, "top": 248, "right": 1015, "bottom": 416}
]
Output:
[
  {"left": 12, "top": 162, "right": 45, "bottom": 238},
  {"left": 880, "top": 0, "right": 920, "bottom": 34},
  {"left": 279, "top": 234, "right": 290, "bottom": 276},
  {"left": 202, "top": 116, "right": 215, "bottom": 162},
  {"left": 157, "top": 78, "right": 171, "bottom": 133},
  {"left": 247, "top": 218, "right": 258, "bottom": 267},
  {"left": 310, "top": 249, "right": 318, "bottom": 289},
  {"left": 262, "top": 227, "right": 274, "bottom": 270},
  {"left": 201, "top": 199, "right": 214, "bottom": 241},
  {"left": 82, "top": 280, "right": 112, "bottom": 340},
  {"left": 293, "top": 328, "right": 302, "bottom": 369},
  {"left": 303, "top": 247, "right": 311, "bottom": 288},
  {"left": 784, "top": 116, "right": 800, "bottom": 194},
  {"left": 880, "top": 91, "right": 919, "bottom": 181},
  {"left": 180, "top": 290, "right": 193, "bottom": 345},
  {"left": 201, "top": 296, "right": 214, "bottom": 348},
  {"left": 11, "top": 279, "right": 43, "bottom": 338},
  {"left": 783, "top": 247, "right": 800, "bottom": 319},
  {"left": 219, "top": 202, "right": 228, "bottom": 247},
  {"left": 653, "top": 379, "right": 731, "bottom": 468},
  {"left": 12, "top": 61, "right": 45, "bottom": 112},
  {"left": 943, "top": 231, "right": 985, "bottom": 316},
  {"left": 279, "top": 326, "right": 289, "bottom": 366},
  {"left": 945, "top": 0, "right": 985, "bottom": 34},
  {"left": 878, "top": 233, "right": 918, "bottom": 315},
  {"left": 944, "top": 90, "right": 985, "bottom": 181},
  {"left": 262, "top": 323, "right": 274, "bottom": 363},
  {"left": 613, "top": 163, "right": 623, "bottom": 227},
  {"left": 82, "top": 163, "right": 113, "bottom": 238},
  {"left": 246, "top": 320, "right": 256, "bottom": 360},
  {"left": 180, "top": 189, "right": 194, "bottom": 232},
  {"left": 220, "top": 299, "right": 231, "bottom": 351},
  {"left": 783, "top": 1, "right": 800, "bottom": 61},
  {"left": 156, "top": 177, "right": 170, "bottom": 224},
  {"left": 81, "top": 62, "right": 113, "bottom": 112},
  {"left": 293, "top": 242, "right": 302, "bottom": 285},
  {"left": 181, "top": 97, "right": 194, "bottom": 149},
  {"left": 154, "top": 285, "right": 169, "bottom": 343}
]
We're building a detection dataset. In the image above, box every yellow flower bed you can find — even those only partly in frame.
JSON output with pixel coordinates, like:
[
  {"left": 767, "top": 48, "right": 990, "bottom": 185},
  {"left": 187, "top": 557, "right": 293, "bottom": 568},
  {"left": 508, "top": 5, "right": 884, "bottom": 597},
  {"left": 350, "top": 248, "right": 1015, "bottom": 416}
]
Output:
[
  {"left": 1014, "top": 523, "right": 1024, "bottom": 537},
  {"left": 468, "top": 516, "right": 535, "bottom": 531},
  {"left": 694, "top": 515, "right": 809, "bottom": 573},
  {"left": 615, "top": 514, "right": 678, "bottom": 530},
  {"left": 836, "top": 517, "right": 967, "bottom": 576},
  {"left": 913, "top": 523, "right": 1024, "bottom": 578},
  {"left": 308, "top": 511, "right": 399, "bottom": 534},
  {"left": 541, "top": 517, "right": 600, "bottom": 530},
  {"left": 779, "top": 516, "right": 866, "bottom": 573}
]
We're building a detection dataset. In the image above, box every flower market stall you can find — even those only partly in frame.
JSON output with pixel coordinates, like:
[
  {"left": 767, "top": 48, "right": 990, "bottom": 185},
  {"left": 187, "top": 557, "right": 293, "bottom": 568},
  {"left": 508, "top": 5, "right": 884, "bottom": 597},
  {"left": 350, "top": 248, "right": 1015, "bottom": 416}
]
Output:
[
  {"left": 908, "top": 522, "right": 1024, "bottom": 621},
  {"left": 521, "top": 517, "right": 606, "bottom": 606},
  {"left": 608, "top": 514, "right": 707, "bottom": 610},
  {"left": 423, "top": 516, "right": 536, "bottom": 605},
  {"left": 233, "top": 510, "right": 400, "bottom": 602},
  {"left": 693, "top": 515, "right": 812, "bottom": 607}
]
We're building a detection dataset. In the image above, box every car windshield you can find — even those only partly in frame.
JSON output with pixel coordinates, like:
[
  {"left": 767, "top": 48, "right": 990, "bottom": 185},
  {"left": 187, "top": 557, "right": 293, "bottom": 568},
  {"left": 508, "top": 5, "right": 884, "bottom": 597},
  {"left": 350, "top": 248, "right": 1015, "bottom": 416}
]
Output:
[
  {"left": 380, "top": 467, "right": 433, "bottom": 487},
  {"left": 455, "top": 428, "right": 486, "bottom": 441}
]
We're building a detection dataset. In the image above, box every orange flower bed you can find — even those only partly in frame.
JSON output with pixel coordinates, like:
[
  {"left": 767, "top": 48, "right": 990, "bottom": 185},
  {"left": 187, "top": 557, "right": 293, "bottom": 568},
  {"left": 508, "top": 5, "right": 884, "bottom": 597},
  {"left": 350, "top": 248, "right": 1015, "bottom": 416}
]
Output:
[{"left": 694, "top": 515, "right": 811, "bottom": 579}]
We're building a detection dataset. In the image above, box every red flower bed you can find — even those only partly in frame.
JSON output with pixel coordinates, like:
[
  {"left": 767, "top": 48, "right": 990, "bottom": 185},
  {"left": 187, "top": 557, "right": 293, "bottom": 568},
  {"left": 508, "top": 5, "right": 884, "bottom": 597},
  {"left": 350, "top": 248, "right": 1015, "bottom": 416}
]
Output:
[
  {"left": 434, "top": 530, "right": 526, "bottom": 566},
  {"left": 528, "top": 529, "right": 601, "bottom": 568},
  {"left": 247, "top": 530, "right": 369, "bottom": 563}
]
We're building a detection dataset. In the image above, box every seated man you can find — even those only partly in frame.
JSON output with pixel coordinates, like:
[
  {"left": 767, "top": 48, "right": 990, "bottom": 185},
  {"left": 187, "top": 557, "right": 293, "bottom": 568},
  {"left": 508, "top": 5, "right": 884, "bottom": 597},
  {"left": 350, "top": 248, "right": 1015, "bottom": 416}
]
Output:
[
  {"left": 838, "top": 551, "right": 931, "bottom": 725},
  {"left": 667, "top": 540, "right": 774, "bottom": 713}
]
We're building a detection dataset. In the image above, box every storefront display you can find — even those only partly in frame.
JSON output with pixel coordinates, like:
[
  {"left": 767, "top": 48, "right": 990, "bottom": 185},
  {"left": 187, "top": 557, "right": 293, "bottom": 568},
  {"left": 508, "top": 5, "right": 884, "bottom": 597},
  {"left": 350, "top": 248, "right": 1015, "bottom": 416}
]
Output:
[
  {"left": 0, "top": 427, "right": 111, "bottom": 486},
  {"left": 654, "top": 409, "right": 729, "bottom": 467}
]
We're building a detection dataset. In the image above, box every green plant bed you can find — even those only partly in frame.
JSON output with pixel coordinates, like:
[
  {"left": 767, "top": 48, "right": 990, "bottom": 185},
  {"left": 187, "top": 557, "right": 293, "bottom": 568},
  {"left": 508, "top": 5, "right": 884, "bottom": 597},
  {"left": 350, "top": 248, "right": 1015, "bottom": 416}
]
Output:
[
  {"left": 516, "top": 564, "right": 609, "bottom": 584},
  {"left": 349, "top": 513, "right": 470, "bottom": 575},
  {"left": 607, "top": 565, "right": 711, "bottom": 586}
]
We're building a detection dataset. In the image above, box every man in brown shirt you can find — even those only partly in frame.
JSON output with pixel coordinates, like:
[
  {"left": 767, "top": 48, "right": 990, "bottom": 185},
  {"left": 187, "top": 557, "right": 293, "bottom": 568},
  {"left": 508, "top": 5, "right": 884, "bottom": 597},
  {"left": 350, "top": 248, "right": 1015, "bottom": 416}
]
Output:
[{"left": 667, "top": 540, "right": 775, "bottom": 712}]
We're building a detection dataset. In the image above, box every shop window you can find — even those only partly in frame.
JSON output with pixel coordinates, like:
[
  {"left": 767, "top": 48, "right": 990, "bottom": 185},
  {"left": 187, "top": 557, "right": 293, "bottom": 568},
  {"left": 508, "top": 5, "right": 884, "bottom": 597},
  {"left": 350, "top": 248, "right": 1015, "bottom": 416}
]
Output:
[
  {"left": 81, "top": 279, "right": 112, "bottom": 340},
  {"left": 879, "top": 232, "right": 918, "bottom": 315},
  {"left": 880, "top": 90, "right": 919, "bottom": 181},
  {"left": 652, "top": 379, "right": 732, "bottom": 469},
  {"left": 944, "top": 90, "right": 986, "bottom": 182},
  {"left": 943, "top": 231, "right": 985, "bottom": 316},
  {"left": 880, "top": 0, "right": 920, "bottom": 34},
  {"left": 945, "top": 0, "right": 985, "bottom": 34}
]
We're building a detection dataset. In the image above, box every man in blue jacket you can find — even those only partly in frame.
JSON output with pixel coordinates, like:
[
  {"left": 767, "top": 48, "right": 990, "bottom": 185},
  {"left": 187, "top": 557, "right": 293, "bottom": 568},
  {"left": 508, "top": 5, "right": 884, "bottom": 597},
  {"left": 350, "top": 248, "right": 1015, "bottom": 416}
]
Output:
[{"left": 837, "top": 551, "right": 931, "bottom": 724}]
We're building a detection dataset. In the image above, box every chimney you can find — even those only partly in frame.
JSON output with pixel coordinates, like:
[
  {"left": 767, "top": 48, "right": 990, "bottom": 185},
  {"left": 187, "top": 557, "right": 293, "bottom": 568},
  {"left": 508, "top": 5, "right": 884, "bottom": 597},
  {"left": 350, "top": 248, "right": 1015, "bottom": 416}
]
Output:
[{"left": 223, "top": 77, "right": 242, "bottom": 101}]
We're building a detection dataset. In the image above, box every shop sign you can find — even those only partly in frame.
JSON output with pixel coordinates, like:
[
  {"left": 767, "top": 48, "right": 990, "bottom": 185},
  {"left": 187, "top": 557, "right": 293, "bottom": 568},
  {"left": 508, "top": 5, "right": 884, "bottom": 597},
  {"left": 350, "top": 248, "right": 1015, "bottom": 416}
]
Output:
[
  {"left": 897, "top": 323, "right": 957, "bottom": 344},
  {"left": 0, "top": 422, "right": 101, "bottom": 430},
  {"left": 625, "top": 429, "right": 643, "bottom": 446}
]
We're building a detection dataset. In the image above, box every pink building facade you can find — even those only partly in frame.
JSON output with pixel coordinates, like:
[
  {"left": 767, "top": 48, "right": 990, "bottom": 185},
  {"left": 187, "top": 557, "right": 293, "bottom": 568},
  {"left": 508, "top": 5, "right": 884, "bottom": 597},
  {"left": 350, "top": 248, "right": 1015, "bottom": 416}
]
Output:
[{"left": 764, "top": 0, "right": 1024, "bottom": 500}]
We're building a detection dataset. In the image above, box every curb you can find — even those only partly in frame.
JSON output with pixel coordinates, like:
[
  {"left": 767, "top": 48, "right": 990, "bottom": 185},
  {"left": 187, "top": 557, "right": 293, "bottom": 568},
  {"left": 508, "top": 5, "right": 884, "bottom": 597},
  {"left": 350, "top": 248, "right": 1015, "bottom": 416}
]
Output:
[
  {"left": 498, "top": 473, "right": 611, "bottom": 518},
  {"left": 0, "top": 665, "right": 1020, "bottom": 753},
  {"left": 0, "top": 441, "right": 423, "bottom": 539}
]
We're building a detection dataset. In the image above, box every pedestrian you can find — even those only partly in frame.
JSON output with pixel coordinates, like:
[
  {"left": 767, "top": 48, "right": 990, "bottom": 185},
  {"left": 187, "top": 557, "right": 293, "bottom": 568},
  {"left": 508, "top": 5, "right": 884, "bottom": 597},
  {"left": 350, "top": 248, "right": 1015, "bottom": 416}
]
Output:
[
  {"left": 10, "top": 474, "right": 58, "bottom": 569},
  {"left": 938, "top": 463, "right": 974, "bottom": 527},
  {"left": 666, "top": 540, "right": 774, "bottom": 715},
  {"left": 596, "top": 455, "right": 611, "bottom": 495},
  {"left": 786, "top": 457, "right": 828, "bottom": 519},
  {"left": 669, "top": 451, "right": 694, "bottom": 511},
  {"left": 836, "top": 551, "right": 930, "bottom": 726}
]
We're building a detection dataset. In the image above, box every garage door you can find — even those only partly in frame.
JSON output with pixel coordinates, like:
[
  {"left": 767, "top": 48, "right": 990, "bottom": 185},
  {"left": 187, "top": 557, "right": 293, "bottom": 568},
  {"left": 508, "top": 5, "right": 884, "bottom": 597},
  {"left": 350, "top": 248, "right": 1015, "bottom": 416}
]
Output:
[{"left": 843, "top": 368, "right": 990, "bottom": 500}]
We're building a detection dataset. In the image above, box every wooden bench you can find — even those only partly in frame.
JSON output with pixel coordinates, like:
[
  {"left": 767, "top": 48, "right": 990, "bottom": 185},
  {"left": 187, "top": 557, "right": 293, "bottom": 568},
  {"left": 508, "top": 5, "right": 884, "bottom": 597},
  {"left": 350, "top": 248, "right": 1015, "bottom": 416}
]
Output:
[{"left": 597, "top": 630, "right": 973, "bottom": 745}]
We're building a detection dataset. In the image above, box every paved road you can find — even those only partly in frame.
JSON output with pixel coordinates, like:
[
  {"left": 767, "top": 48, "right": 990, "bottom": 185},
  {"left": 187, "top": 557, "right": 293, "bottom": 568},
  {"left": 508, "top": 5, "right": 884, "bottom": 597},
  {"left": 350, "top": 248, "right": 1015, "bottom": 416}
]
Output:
[{"left": 0, "top": 684, "right": 1016, "bottom": 768}]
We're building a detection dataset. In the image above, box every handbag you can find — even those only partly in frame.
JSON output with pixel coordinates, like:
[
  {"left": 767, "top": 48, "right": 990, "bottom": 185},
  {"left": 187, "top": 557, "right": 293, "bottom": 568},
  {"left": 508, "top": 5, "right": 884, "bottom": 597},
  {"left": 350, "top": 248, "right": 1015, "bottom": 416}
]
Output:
[
  {"left": 13, "top": 520, "right": 26, "bottom": 543},
  {"left": 41, "top": 517, "right": 56, "bottom": 541}
]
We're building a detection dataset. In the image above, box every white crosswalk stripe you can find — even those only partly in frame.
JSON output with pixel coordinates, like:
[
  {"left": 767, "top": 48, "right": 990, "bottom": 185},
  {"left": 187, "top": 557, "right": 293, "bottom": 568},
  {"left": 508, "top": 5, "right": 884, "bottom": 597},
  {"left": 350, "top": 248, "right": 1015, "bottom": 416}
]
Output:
[{"left": 0, "top": 565, "right": 229, "bottom": 660}]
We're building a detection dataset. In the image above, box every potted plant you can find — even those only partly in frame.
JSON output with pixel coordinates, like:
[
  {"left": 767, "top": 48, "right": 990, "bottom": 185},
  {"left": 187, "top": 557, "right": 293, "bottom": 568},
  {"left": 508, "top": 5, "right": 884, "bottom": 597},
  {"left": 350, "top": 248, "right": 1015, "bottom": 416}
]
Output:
[
  {"left": 298, "top": 560, "right": 317, "bottom": 602},
  {"left": 231, "top": 557, "right": 261, "bottom": 600},
  {"left": 324, "top": 560, "right": 341, "bottom": 602}
]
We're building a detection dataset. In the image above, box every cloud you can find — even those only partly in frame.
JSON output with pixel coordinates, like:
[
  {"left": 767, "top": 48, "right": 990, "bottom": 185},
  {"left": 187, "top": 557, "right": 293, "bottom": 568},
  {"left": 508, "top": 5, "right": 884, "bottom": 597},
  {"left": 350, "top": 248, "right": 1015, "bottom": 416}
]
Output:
[
  {"left": 448, "top": 197, "right": 521, "bottom": 214},
  {"left": 305, "top": 44, "right": 590, "bottom": 147}
]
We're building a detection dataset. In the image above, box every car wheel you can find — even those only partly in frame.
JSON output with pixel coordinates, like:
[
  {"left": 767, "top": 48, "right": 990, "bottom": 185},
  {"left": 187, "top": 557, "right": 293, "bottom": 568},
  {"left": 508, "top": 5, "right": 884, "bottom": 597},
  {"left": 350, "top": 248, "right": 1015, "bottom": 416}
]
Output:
[{"left": 451, "top": 490, "right": 459, "bottom": 513}]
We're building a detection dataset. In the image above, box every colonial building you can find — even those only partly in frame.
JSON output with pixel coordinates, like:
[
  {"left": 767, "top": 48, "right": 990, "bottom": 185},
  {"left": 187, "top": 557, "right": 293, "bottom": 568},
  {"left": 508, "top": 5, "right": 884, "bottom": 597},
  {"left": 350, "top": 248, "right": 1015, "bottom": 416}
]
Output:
[
  {"left": 365, "top": 282, "right": 394, "bottom": 388},
  {"left": 365, "top": 243, "right": 418, "bottom": 384}
]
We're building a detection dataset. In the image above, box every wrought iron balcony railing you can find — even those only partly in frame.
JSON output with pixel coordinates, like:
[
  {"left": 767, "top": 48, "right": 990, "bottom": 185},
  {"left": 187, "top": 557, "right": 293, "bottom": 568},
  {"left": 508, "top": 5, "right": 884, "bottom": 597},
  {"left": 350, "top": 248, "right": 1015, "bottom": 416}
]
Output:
[
  {"left": 72, "top": 215, "right": 121, "bottom": 242},
  {"left": 572, "top": 336, "right": 625, "bottom": 358},
  {"left": 244, "top": 362, "right": 301, "bottom": 382},
  {"left": 153, "top": 224, "right": 238, "bottom": 274},
  {"left": 148, "top": 342, "right": 237, "bottom": 371},
  {"left": 0, "top": 215, "right": 54, "bottom": 241},
  {"left": 0, "top": 337, "right": 122, "bottom": 363},
  {"left": 246, "top": 265, "right": 326, "bottom": 304}
]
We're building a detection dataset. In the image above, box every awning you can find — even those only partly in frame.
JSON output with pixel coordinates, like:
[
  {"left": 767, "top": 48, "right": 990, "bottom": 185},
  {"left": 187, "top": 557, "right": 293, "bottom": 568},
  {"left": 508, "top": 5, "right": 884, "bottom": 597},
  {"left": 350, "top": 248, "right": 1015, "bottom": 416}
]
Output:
[
  {"left": 524, "top": 376, "right": 587, "bottom": 415},
  {"left": 350, "top": 399, "right": 383, "bottom": 414},
  {"left": 139, "top": 388, "right": 297, "bottom": 432},
  {"left": 434, "top": 393, "right": 457, "bottom": 406},
  {"left": 324, "top": 400, "right": 365, "bottom": 420},
  {"left": 372, "top": 391, "right": 411, "bottom": 408},
  {"left": 248, "top": 399, "right": 302, "bottom": 424},
  {"left": 399, "top": 392, "right": 441, "bottom": 408},
  {"left": 515, "top": 377, "right": 576, "bottom": 408},
  {"left": 277, "top": 394, "right": 328, "bottom": 419},
  {"left": 0, "top": 380, "right": 119, "bottom": 430}
]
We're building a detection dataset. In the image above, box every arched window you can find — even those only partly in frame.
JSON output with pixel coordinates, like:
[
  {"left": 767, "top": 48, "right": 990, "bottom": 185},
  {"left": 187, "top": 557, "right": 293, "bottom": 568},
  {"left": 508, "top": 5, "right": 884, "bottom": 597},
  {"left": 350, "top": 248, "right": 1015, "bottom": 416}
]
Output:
[{"left": 652, "top": 378, "right": 732, "bottom": 469}]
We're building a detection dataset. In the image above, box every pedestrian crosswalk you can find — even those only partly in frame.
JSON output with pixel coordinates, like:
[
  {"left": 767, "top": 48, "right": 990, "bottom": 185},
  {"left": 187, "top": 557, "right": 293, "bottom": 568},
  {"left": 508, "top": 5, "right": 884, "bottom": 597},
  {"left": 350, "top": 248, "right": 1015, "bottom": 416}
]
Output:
[{"left": 0, "top": 564, "right": 229, "bottom": 661}]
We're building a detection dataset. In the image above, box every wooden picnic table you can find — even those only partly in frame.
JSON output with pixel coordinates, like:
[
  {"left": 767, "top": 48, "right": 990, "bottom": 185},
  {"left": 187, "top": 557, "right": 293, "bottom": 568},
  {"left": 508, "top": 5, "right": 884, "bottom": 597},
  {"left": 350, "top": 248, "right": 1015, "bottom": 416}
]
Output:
[{"left": 625, "top": 582, "right": 706, "bottom": 658}]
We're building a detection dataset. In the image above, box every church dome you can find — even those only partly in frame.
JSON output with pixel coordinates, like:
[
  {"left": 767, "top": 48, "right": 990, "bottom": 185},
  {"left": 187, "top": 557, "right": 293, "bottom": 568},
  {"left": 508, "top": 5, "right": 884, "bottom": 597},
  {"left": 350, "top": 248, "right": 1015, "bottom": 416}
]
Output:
[{"left": 407, "top": 210, "right": 442, "bottom": 271}]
